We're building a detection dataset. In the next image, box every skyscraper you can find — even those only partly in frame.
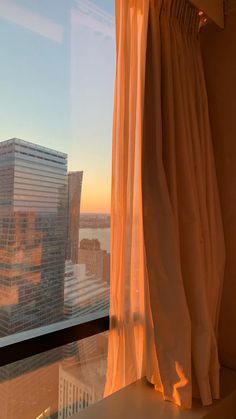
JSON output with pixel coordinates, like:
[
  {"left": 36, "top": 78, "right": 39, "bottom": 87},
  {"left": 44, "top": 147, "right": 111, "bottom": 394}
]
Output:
[
  {"left": 0, "top": 138, "right": 68, "bottom": 337},
  {"left": 67, "top": 171, "right": 83, "bottom": 264}
]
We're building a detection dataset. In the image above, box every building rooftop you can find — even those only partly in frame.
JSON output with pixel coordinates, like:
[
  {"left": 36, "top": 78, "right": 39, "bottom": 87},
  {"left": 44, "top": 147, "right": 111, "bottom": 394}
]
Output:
[{"left": 0, "top": 138, "right": 67, "bottom": 159}]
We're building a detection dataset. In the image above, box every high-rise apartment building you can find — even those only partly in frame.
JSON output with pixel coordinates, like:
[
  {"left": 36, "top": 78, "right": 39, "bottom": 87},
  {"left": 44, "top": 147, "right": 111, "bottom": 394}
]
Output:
[
  {"left": 0, "top": 138, "right": 68, "bottom": 337},
  {"left": 67, "top": 171, "right": 83, "bottom": 264}
]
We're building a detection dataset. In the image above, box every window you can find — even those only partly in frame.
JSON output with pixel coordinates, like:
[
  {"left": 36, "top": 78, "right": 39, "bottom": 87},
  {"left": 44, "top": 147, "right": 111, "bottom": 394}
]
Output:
[
  {"left": 0, "top": 0, "right": 114, "bottom": 417},
  {"left": 0, "top": 332, "right": 108, "bottom": 418}
]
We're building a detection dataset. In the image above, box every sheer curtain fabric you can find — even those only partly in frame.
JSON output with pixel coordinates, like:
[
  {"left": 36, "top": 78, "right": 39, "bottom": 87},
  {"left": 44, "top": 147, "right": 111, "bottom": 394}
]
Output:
[{"left": 105, "top": 0, "right": 225, "bottom": 409}]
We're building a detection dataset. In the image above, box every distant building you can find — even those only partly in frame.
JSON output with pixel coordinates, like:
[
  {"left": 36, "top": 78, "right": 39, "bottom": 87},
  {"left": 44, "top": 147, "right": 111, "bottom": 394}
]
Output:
[
  {"left": 79, "top": 213, "right": 110, "bottom": 228},
  {"left": 0, "top": 138, "right": 68, "bottom": 336},
  {"left": 0, "top": 138, "right": 68, "bottom": 418},
  {"left": 78, "top": 238, "right": 110, "bottom": 283},
  {"left": 58, "top": 334, "right": 108, "bottom": 419},
  {"left": 58, "top": 364, "right": 93, "bottom": 418},
  {"left": 63, "top": 261, "right": 109, "bottom": 361},
  {"left": 64, "top": 262, "right": 109, "bottom": 320},
  {"left": 67, "top": 171, "right": 83, "bottom": 264},
  {"left": 78, "top": 239, "right": 103, "bottom": 280}
]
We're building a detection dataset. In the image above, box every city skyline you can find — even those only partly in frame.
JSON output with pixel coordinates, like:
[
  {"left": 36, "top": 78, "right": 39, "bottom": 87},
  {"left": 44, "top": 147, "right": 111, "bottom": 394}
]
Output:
[
  {"left": 0, "top": 136, "right": 111, "bottom": 215},
  {"left": 0, "top": 0, "right": 113, "bottom": 416},
  {"left": 0, "top": 0, "right": 115, "bottom": 214},
  {"left": 0, "top": 136, "right": 110, "bottom": 418},
  {"left": 0, "top": 138, "right": 68, "bottom": 335},
  {"left": 0, "top": 136, "right": 110, "bottom": 334}
]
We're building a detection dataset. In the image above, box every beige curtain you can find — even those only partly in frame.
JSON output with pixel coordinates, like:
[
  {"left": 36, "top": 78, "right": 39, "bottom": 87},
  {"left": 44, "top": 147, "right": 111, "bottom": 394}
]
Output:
[{"left": 105, "top": 0, "right": 225, "bottom": 409}]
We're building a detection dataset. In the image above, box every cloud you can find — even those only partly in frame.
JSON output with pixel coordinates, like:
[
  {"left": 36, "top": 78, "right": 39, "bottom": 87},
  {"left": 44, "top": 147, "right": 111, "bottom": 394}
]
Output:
[{"left": 0, "top": 0, "right": 64, "bottom": 43}]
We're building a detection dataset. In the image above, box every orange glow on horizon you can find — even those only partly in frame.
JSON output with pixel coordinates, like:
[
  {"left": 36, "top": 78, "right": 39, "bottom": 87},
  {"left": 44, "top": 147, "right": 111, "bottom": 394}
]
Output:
[
  {"left": 81, "top": 201, "right": 110, "bottom": 214},
  {"left": 80, "top": 183, "right": 111, "bottom": 214}
]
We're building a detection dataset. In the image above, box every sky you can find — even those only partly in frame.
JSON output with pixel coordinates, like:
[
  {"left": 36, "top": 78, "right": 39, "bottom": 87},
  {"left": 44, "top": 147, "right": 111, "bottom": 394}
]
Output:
[{"left": 0, "top": 0, "right": 115, "bottom": 213}]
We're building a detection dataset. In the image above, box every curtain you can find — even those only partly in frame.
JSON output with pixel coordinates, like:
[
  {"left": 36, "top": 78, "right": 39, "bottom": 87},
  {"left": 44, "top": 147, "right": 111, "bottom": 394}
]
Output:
[
  {"left": 105, "top": 0, "right": 225, "bottom": 409},
  {"left": 104, "top": 0, "right": 156, "bottom": 394}
]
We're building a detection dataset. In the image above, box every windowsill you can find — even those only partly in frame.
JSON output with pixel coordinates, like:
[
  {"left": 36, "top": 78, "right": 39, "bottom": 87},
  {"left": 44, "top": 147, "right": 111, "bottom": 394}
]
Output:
[{"left": 71, "top": 368, "right": 236, "bottom": 419}]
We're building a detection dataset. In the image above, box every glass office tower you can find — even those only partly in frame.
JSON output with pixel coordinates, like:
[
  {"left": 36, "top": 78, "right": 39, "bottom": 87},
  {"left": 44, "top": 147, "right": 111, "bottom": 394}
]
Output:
[{"left": 0, "top": 138, "right": 68, "bottom": 337}]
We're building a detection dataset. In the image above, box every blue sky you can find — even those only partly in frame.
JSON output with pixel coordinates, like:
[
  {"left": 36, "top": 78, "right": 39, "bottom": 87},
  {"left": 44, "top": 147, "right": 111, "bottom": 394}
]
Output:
[{"left": 0, "top": 0, "right": 115, "bottom": 212}]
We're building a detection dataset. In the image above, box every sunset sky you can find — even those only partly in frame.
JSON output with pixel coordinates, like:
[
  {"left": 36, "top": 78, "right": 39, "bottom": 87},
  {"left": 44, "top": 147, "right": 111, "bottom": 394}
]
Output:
[{"left": 0, "top": 0, "right": 115, "bottom": 213}]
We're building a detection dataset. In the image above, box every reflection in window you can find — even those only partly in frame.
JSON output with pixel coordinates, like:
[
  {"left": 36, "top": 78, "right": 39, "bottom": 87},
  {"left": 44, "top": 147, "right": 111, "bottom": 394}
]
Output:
[
  {"left": 0, "top": 333, "right": 108, "bottom": 419},
  {"left": 0, "top": 0, "right": 114, "bottom": 333},
  {"left": 0, "top": 0, "right": 114, "bottom": 417}
]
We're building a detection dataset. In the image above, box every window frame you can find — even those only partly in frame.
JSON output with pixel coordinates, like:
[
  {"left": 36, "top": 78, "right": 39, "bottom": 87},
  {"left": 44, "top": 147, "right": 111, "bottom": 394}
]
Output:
[{"left": 0, "top": 314, "right": 109, "bottom": 367}]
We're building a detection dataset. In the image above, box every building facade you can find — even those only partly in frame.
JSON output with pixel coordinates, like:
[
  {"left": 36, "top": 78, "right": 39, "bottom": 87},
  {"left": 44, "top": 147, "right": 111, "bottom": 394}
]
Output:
[
  {"left": 64, "top": 262, "right": 109, "bottom": 320},
  {"left": 78, "top": 239, "right": 103, "bottom": 280},
  {"left": 78, "top": 238, "right": 110, "bottom": 283},
  {"left": 58, "top": 333, "right": 108, "bottom": 419},
  {"left": 67, "top": 171, "right": 83, "bottom": 264},
  {"left": 0, "top": 138, "right": 68, "bottom": 336}
]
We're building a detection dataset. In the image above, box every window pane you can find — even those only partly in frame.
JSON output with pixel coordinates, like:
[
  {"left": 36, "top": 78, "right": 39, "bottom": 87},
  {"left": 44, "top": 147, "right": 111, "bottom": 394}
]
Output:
[
  {"left": 0, "top": 0, "right": 114, "bottom": 338},
  {"left": 0, "top": 332, "right": 108, "bottom": 418}
]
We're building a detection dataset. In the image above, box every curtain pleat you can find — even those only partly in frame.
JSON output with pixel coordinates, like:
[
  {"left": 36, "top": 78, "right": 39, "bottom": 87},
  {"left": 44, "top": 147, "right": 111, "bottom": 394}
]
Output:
[
  {"left": 104, "top": 0, "right": 153, "bottom": 395},
  {"left": 105, "top": 0, "right": 225, "bottom": 409}
]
